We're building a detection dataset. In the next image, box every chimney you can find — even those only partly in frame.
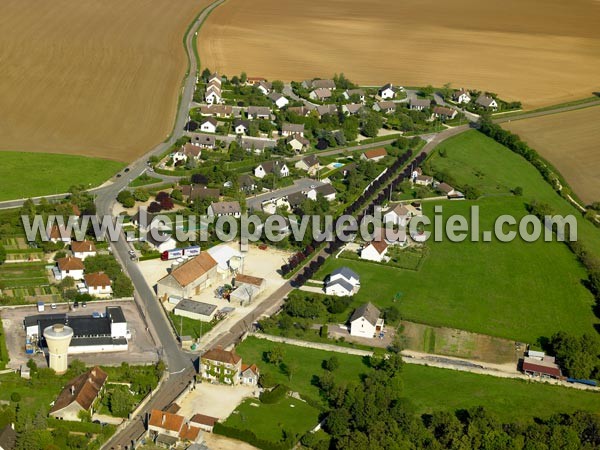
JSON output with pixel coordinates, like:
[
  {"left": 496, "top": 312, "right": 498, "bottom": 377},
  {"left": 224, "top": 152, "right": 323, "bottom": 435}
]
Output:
[
  {"left": 70, "top": 385, "right": 75, "bottom": 396},
  {"left": 162, "top": 412, "right": 166, "bottom": 426}
]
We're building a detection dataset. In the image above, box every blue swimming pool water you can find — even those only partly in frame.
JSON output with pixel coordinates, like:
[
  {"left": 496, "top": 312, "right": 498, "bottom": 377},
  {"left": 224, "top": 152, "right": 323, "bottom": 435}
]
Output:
[{"left": 332, "top": 163, "right": 344, "bottom": 168}]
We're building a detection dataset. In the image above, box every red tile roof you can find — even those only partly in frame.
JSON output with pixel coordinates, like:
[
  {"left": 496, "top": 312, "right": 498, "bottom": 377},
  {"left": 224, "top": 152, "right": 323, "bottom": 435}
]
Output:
[
  {"left": 84, "top": 272, "right": 111, "bottom": 288},
  {"left": 363, "top": 148, "right": 388, "bottom": 159},
  {"left": 71, "top": 240, "right": 97, "bottom": 253},
  {"left": 148, "top": 409, "right": 185, "bottom": 433},
  {"left": 50, "top": 366, "right": 107, "bottom": 414},
  {"left": 179, "top": 423, "right": 201, "bottom": 441},
  {"left": 57, "top": 256, "right": 84, "bottom": 271},
  {"left": 190, "top": 413, "right": 218, "bottom": 427},
  {"left": 202, "top": 347, "right": 241, "bottom": 365}
]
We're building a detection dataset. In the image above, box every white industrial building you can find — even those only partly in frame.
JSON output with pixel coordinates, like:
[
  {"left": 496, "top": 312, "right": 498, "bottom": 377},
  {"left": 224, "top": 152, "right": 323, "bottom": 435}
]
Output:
[{"left": 24, "top": 306, "right": 129, "bottom": 354}]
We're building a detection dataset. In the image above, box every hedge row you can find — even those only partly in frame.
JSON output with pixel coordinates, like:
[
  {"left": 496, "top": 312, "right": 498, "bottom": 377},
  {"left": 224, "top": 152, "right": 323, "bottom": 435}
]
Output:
[{"left": 213, "top": 423, "right": 289, "bottom": 450}]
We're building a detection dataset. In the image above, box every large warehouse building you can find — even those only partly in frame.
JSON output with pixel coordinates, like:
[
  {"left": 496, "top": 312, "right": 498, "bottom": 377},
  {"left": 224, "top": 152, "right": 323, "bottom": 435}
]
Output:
[{"left": 24, "top": 306, "right": 129, "bottom": 354}]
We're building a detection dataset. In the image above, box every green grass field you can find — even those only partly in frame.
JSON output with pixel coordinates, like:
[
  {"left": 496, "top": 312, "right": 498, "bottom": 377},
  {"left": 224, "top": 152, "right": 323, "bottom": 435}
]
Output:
[
  {"left": 235, "top": 337, "right": 371, "bottom": 405},
  {"left": 235, "top": 339, "right": 599, "bottom": 423},
  {"left": 0, "top": 151, "right": 125, "bottom": 201},
  {"left": 223, "top": 397, "right": 321, "bottom": 444},
  {"left": 403, "top": 364, "right": 600, "bottom": 422},
  {"left": 313, "top": 131, "right": 599, "bottom": 343}
]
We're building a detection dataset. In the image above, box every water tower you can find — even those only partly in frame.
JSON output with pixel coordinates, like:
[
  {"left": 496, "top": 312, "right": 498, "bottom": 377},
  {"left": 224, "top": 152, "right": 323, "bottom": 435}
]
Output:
[{"left": 43, "top": 324, "right": 73, "bottom": 375}]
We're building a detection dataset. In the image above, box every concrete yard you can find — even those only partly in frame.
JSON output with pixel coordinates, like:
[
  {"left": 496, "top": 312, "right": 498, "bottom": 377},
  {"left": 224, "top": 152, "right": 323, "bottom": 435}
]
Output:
[{"left": 1, "top": 299, "right": 158, "bottom": 370}]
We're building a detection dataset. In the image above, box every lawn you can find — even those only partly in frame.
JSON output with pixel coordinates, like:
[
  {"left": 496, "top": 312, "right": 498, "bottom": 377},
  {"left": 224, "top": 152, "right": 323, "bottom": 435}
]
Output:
[
  {"left": 168, "top": 312, "right": 216, "bottom": 339},
  {"left": 0, "top": 152, "right": 124, "bottom": 201},
  {"left": 317, "top": 196, "right": 597, "bottom": 343},
  {"left": 129, "top": 173, "right": 161, "bottom": 187},
  {"left": 403, "top": 364, "right": 600, "bottom": 422},
  {"left": 223, "top": 397, "right": 320, "bottom": 445},
  {"left": 235, "top": 337, "right": 371, "bottom": 405},
  {"left": 429, "top": 130, "right": 600, "bottom": 256},
  {"left": 234, "top": 339, "right": 600, "bottom": 423}
]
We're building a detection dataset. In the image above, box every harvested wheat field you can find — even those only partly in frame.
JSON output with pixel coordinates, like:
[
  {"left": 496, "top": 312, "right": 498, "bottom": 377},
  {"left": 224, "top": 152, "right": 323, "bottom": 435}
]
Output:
[
  {"left": 504, "top": 106, "right": 600, "bottom": 204},
  {"left": 199, "top": 0, "right": 600, "bottom": 108},
  {"left": 0, "top": 0, "right": 210, "bottom": 162}
]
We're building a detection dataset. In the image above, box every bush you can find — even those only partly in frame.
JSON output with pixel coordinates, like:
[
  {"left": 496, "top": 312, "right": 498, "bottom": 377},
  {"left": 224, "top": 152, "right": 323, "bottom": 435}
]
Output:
[
  {"left": 10, "top": 392, "right": 21, "bottom": 402},
  {"left": 259, "top": 384, "right": 289, "bottom": 404}
]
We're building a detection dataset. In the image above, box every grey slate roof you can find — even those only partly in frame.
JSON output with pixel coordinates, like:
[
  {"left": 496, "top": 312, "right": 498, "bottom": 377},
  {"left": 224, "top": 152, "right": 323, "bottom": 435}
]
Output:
[
  {"left": 331, "top": 266, "right": 359, "bottom": 282},
  {"left": 349, "top": 302, "right": 381, "bottom": 326}
]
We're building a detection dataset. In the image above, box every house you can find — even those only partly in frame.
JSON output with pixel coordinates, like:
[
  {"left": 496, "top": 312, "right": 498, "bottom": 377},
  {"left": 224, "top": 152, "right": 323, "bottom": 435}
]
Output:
[
  {"left": 247, "top": 106, "right": 271, "bottom": 120},
  {"left": 182, "top": 143, "right": 202, "bottom": 161},
  {"left": 522, "top": 356, "right": 562, "bottom": 379},
  {"left": 342, "top": 103, "right": 363, "bottom": 115},
  {"left": 343, "top": 89, "right": 365, "bottom": 102},
  {"left": 315, "top": 104, "right": 337, "bottom": 117},
  {"left": 148, "top": 409, "right": 201, "bottom": 443},
  {"left": 325, "top": 267, "right": 360, "bottom": 296},
  {"left": 156, "top": 253, "right": 219, "bottom": 298},
  {"left": 383, "top": 204, "right": 412, "bottom": 227},
  {"left": 254, "top": 161, "right": 289, "bottom": 178},
  {"left": 200, "top": 104, "right": 232, "bottom": 118},
  {"left": 177, "top": 185, "right": 220, "bottom": 203},
  {"left": 360, "top": 239, "right": 388, "bottom": 262},
  {"left": 453, "top": 89, "right": 471, "bottom": 104},
  {"left": 361, "top": 148, "right": 387, "bottom": 162},
  {"left": 268, "top": 92, "right": 289, "bottom": 109},
  {"left": 287, "top": 106, "right": 312, "bottom": 117},
  {"left": 374, "top": 226, "right": 408, "bottom": 246},
  {"left": 286, "top": 135, "right": 311, "bottom": 153},
  {"left": 49, "top": 225, "right": 72, "bottom": 244},
  {"left": 172, "top": 147, "right": 188, "bottom": 165},
  {"left": 295, "top": 154, "right": 320, "bottom": 174},
  {"left": 205, "top": 86, "right": 222, "bottom": 105},
  {"left": 71, "top": 240, "right": 96, "bottom": 260},
  {"left": 232, "top": 119, "right": 249, "bottom": 135},
  {"left": 189, "top": 133, "right": 216, "bottom": 149},
  {"left": 414, "top": 175, "right": 433, "bottom": 186},
  {"left": 49, "top": 366, "right": 108, "bottom": 421},
  {"left": 432, "top": 106, "right": 457, "bottom": 120},
  {"left": 285, "top": 192, "right": 306, "bottom": 210},
  {"left": 410, "top": 98, "right": 431, "bottom": 110},
  {"left": 0, "top": 424, "right": 16, "bottom": 450},
  {"left": 238, "top": 174, "right": 256, "bottom": 193},
  {"left": 255, "top": 80, "right": 272, "bottom": 95},
  {"left": 309, "top": 88, "right": 332, "bottom": 101},
  {"left": 173, "top": 299, "right": 217, "bottom": 322},
  {"left": 200, "top": 347, "right": 242, "bottom": 385},
  {"left": 436, "top": 182, "right": 459, "bottom": 197},
  {"left": 373, "top": 101, "right": 397, "bottom": 114},
  {"left": 207, "top": 201, "right": 241, "bottom": 218},
  {"left": 349, "top": 303, "right": 384, "bottom": 338},
  {"left": 199, "top": 117, "right": 218, "bottom": 133},
  {"left": 84, "top": 272, "right": 112, "bottom": 298},
  {"left": 190, "top": 414, "right": 219, "bottom": 433},
  {"left": 208, "top": 73, "right": 221, "bottom": 85},
  {"left": 476, "top": 94, "right": 498, "bottom": 110},
  {"left": 302, "top": 79, "right": 336, "bottom": 90},
  {"left": 245, "top": 76, "right": 267, "bottom": 86},
  {"left": 307, "top": 184, "right": 336, "bottom": 201},
  {"left": 378, "top": 83, "right": 396, "bottom": 99},
  {"left": 146, "top": 233, "right": 177, "bottom": 253},
  {"left": 281, "top": 123, "right": 304, "bottom": 137},
  {"left": 243, "top": 138, "right": 275, "bottom": 154},
  {"left": 57, "top": 256, "right": 84, "bottom": 281},
  {"left": 239, "top": 364, "right": 260, "bottom": 386}
]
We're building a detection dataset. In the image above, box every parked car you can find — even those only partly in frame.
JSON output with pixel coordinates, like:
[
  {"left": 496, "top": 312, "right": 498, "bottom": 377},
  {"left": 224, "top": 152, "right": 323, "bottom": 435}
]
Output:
[
  {"left": 51, "top": 303, "right": 57, "bottom": 309},
  {"left": 73, "top": 301, "right": 79, "bottom": 309},
  {"left": 81, "top": 301, "right": 87, "bottom": 308}
]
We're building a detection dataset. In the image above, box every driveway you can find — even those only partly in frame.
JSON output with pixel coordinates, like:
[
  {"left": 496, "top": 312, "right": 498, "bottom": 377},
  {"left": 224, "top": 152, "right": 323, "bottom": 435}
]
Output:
[{"left": 246, "top": 178, "right": 325, "bottom": 211}]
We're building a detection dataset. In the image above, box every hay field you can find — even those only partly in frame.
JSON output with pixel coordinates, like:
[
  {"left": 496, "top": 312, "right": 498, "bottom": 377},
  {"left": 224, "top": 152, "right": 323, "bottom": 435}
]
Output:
[
  {"left": 199, "top": 0, "right": 600, "bottom": 108},
  {"left": 504, "top": 106, "right": 600, "bottom": 204},
  {"left": 0, "top": 0, "right": 210, "bottom": 162}
]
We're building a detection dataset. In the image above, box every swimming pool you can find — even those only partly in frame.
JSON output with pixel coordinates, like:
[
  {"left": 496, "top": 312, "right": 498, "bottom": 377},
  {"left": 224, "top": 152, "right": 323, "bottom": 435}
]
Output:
[{"left": 332, "top": 162, "right": 344, "bottom": 168}]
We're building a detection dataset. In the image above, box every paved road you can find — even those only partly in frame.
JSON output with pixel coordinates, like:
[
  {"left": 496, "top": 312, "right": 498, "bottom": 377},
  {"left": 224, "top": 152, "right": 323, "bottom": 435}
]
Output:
[
  {"left": 97, "top": 1, "right": 226, "bottom": 448},
  {"left": 246, "top": 178, "right": 325, "bottom": 210}
]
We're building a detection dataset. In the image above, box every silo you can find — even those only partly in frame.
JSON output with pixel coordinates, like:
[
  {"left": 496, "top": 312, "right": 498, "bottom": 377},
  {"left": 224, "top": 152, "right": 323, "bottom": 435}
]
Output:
[{"left": 43, "top": 323, "right": 73, "bottom": 375}]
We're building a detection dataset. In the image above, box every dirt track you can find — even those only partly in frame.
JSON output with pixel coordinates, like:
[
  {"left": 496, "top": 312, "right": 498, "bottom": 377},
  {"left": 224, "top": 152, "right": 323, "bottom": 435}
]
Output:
[
  {"left": 198, "top": 0, "right": 600, "bottom": 109},
  {"left": 0, "top": 0, "right": 210, "bottom": 162}
]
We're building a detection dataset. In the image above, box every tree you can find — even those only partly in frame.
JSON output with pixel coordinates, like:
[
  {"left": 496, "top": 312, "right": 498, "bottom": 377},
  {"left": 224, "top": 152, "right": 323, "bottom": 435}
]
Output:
[
  {"left": 512, "top": 186, "right": 523, "bottom": 196},
  {"left": 265, "top": 346, "right": 284, "bottom": 365},
  {"left": 160, "top": 197, "right": 175, "bottom": 210},
  {"left": 240, "top": 72, "right": 247, "bottom": 84},
  {"left": 272, "top": 80, "right": 284, "bottom": 93},
  {"left": 116, "top": 190, "right": 135, "bottom": 208},
  {"left": 362, "top": 114, "right": 382, "bottom": 138},
  {"left": 0, "top": 244, "right": 6, "bottom": 265},
  {"left": 550, "top": 332, "right": 600, "bottom": 379},
  {"left": 77, "top": 410, "right": 91, "bottom": 422},
  {"left": 113, "top": 273, "right": 134, "bottom": 298},
  {"left": 324, "top": 356, "right": 339, "bottom": 372},
  {"left": 84, "top": 254, "right": 121, "bottom": 279},
  {"left": 201, "top": 68, "right": 211, "bottom": 82},
  {"left": 108, "top": 386, "right": 135, "bottom": 417}
]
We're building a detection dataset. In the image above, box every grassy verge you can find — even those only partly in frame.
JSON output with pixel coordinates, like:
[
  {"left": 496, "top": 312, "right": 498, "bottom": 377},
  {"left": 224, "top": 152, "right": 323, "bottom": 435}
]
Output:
[
  {"left": 0, "top": 152, "right": 124, "bottom": 201},
  {"left": 496, "top": 96, "right": 600, "bottom": 119},
  {"left": 168, "top": 311, "right": 216, "bottom": 339}
]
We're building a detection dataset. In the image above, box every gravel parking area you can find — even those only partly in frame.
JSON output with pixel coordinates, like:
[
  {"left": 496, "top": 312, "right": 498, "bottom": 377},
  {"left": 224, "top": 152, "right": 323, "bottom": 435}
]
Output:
[
  {"left": 1, "top": 299, "right": 158, "bottom": 370},
  {"left": 177, "top": 383, "right": 257, "bottom": 419}
]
